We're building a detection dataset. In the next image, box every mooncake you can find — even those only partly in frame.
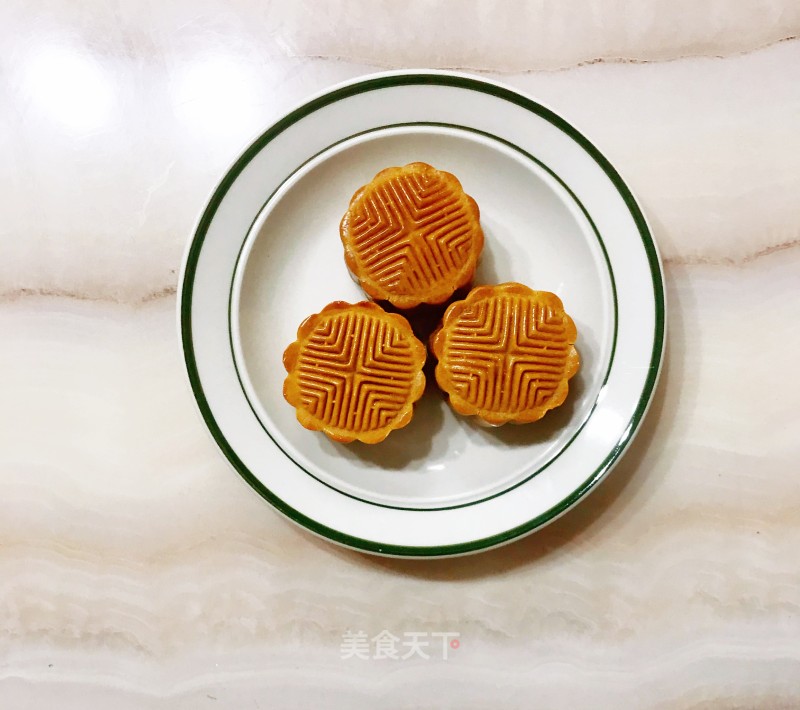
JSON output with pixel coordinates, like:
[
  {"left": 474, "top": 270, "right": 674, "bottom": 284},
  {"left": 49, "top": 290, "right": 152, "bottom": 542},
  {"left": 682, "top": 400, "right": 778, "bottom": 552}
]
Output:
[
  {"left": 430, "top": 283, "right": 580, "bottom": 425},
  {"left": 340, "top": 162, "right": 484, "bottom": 309},
  {"left": 283, "top": 301, "right": 427, "bottom": 444}
]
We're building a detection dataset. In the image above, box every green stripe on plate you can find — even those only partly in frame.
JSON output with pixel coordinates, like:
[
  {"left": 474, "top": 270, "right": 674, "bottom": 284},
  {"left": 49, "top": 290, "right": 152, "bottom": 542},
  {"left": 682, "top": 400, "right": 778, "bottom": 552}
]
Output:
[
  {"left": 225, "top": 121, "right": 619, "bottom": 511},
  {"left": 180, "top": 73, "right": 665, "bottom": 557}
]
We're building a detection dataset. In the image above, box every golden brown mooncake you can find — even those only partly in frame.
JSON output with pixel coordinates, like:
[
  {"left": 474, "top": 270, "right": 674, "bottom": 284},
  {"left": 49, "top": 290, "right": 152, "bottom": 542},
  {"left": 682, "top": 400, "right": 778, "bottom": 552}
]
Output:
[
  {"left": 283, "top": 301, "right": 427, "bottom": 444},
  {"left": 430, "top": 283, "right": 580, "bottom": 426},
  {"left": 340, "top": 162, "right": 484, "bottom": 310}
]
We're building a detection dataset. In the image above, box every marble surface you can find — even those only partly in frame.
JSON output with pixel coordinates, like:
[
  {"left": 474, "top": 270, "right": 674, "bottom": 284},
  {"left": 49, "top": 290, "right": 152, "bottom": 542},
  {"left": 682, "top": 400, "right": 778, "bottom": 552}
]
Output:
[{"left": 1, "top": 2, "right": 799, "bottom": 707}]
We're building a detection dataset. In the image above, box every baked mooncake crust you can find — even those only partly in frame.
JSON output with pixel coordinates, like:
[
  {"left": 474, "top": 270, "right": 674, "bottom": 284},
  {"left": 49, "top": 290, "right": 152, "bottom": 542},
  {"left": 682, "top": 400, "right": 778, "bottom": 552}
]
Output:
[
  {"left": 283, "top": 301, "right": 427, "bottom": 444},
  {"left": 430, "top": 283, "right": 580, "bottom": 425},
  {"left": 340, "top": 162, "right": 484, "bottom": 309}
]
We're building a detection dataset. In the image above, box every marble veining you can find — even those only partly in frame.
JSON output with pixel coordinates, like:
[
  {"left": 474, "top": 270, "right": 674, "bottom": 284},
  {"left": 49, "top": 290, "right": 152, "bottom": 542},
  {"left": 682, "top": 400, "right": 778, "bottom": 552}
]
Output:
[
  {"left": 266, "top": 0, "right": 800, "bottom": 71},
  {"left": 2, "top": 37, "right": 799, "bottom": 304},
  {"left": 1, "top": 1, "right": 799, "bottom": 707}
]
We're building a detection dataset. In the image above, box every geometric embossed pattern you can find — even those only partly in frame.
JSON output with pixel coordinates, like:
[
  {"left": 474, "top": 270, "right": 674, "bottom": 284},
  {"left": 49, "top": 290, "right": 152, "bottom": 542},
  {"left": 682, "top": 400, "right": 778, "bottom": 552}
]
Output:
[
  {"left": 341, "top": 163, "right": 483, "bottom": 308},
  {"left": 295, "top": 310, "right": 420, "bottom": 433},
  {"left": 432, "top": 284, "right": 579, "bottom": 425},
  {"left": 443, "top": 295, "right": 573, "bottom": 414}
]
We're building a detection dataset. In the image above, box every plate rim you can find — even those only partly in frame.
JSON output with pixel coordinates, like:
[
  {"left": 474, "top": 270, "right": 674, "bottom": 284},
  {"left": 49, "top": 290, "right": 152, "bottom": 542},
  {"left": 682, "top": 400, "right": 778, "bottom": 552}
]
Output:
[{"left": 178, "top": 69, "right": 666, "bottom": 558}]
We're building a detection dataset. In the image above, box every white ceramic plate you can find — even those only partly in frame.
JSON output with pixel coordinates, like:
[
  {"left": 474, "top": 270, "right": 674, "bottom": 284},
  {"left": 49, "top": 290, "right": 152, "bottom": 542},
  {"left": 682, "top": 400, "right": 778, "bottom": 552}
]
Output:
[{"left": 179, "top": 71, "right": 665, "bottom": 557}]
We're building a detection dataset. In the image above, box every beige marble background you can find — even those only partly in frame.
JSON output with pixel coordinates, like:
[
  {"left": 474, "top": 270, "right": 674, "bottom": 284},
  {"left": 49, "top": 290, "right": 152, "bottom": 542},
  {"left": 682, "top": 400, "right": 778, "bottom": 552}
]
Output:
[{"left": 1, "top": 2, "right": 799, "bottom": 707}]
